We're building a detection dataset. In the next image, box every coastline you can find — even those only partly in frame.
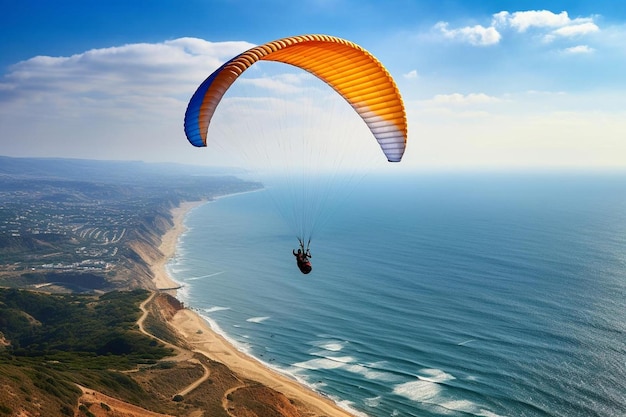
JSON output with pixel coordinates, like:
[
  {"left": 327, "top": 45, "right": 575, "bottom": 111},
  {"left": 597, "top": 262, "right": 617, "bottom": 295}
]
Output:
[
  {"left": 152, "top": 200, "right": 202, "bottom": 291},
  {"left": 152, "top": 199, "right": 357, "bottom": 417}
]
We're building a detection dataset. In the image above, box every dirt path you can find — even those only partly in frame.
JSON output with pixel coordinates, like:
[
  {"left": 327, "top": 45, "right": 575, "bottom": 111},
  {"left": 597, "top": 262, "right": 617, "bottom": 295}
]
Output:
[
  {"left": 222, "top": 383, "right": 246, "bottom": 417},
  {"left": 137, "top": 292, "right": 208, "bottom": 394},
  {"left": 137, "top": 292, "right": 155, "bottom": 334},
  {"left": 76, "top": 292, "right": 213, "bottom": 417},
  {"left": 137, "top": 292, "right": 195, "bottom": 363},
  {"left": 77, "top": 385, "right": 174, "bottom": 417},
  {"left": 176, "top": 357, "right": 211, "bottom": 397}
]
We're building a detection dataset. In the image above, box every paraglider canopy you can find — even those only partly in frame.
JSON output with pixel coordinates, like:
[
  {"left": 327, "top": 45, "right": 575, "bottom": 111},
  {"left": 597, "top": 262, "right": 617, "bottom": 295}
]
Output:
[
  {"left": 184, "top": 34, "right": 407, "bottom": 163},
  {"left": 183, "top": 35, "right": 408, "bottom": 267}
]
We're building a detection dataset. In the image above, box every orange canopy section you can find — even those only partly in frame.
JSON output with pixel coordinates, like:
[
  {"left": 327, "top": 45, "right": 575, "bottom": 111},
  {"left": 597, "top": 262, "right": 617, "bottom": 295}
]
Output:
[{"left": 184, "top": 34, "right": 407, "bottom": 162}]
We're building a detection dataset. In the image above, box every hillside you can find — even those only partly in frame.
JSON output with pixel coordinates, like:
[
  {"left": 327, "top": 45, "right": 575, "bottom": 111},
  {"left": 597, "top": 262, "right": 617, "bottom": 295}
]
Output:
[
  {"left": 0, "top": 157, "right": 326, "bottom": 417},
  {"left": 0, "top": 157, "right": 324, "bottom": 417},
  {"left": 0, "top": 289, "right": 308, "bottom": 417},
  {"left": 0, "top": 156, "right": 262, "bottom": 292}
]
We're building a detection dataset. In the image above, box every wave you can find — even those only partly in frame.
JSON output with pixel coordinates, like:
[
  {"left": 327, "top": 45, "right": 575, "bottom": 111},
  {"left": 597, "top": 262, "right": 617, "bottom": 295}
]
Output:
[
  {"left": 393, "top": 368, "right": 506, "bottom": 417},
  {"left": 311, "top": 339, "right": 349, "bottom": 352},
  {"left": 292, "top": 353, "right": 400, "bottom": 383},
  {"left": 172, "top": 174, "right": 626, "bottom": 417},
  {"left": 186, "top": 271, "right": 226, "bottom": 281},
  {"left": 393, "top": 369, "right": 452, "bottom": 402},
  {"left": 292, "top": 356, "right": 354, "bottom": 371},
  {"left": 202, "top": 306, "right": 230, "bottom": 313},
  {"left": 364, "top": 395, "right": 382, "bottom": 407},
  {"left": 246, "top": 316, "right": 270, "bottom": 323},
  {"left": 197, "top": 313, "right": 253, "bottom": 356},
  {"left": 194, "top": 313, "right": 370, "bottom": 417}
]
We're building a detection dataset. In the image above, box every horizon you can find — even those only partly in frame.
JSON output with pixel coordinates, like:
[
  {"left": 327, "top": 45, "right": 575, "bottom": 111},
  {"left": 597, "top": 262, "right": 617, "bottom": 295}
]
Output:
[
  {"left": 1, "top": 1, "right": 625, "bottom": 171},
  {"left": 4, "top": 154, "right": 626, "bottom": 177}
]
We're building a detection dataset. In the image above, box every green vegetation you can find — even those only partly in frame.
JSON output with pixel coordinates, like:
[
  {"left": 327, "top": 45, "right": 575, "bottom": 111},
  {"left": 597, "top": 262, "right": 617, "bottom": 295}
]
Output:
[
  {"left": 0, "top": 156, "right": 263, "bottom": 291},
  {"left": 0, "top": 158, "right": 293, "bottom": 416},
  {"left": 0, "top": 288, "right": 175, "bottom": 416},
  {"left": 0, "top": 289, "right": 171, "bottom": 368}
]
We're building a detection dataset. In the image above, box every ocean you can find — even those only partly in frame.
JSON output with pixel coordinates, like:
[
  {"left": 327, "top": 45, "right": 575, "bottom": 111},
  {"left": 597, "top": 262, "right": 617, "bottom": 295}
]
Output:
[{"left": 169, "top": 172, "right": 626, "bottom": 417}]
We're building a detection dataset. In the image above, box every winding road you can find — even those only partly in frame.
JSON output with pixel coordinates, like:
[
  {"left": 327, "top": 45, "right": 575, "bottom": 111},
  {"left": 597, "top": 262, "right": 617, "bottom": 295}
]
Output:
[{"left": 137, "top": 292, "right": 211, "bottom": 398}]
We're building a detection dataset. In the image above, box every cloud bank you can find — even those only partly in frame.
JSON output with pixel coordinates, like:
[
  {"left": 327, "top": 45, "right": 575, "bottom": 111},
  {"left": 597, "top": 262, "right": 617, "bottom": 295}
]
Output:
[
  {"left": 435, "top": 9, "right": 600, "bottom": 52},
  {"left": 1, "top": 20, "right": 625, "bottom": 170}
]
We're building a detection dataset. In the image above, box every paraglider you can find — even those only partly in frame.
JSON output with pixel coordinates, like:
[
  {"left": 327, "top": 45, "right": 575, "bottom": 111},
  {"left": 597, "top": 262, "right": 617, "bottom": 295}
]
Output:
[
  {"left": 183, "top": 34, "right": 407, "bottom": 273},
  {"left": 292, "top": 239, "right": 312, "bottom": 274}
]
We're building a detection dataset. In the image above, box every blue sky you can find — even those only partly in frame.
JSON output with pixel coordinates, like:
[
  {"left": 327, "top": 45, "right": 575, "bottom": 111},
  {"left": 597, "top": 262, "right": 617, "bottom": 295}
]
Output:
[{"left": 1, "top": 0, "right": 625, "bottom": 170}]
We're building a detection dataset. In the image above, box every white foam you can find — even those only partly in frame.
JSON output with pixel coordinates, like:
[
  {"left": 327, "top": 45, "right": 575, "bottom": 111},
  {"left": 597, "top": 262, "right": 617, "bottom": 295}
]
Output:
[
  {"left": 392, "top": 369, "right": 506, "bottom": 416},
  {"left": 344, "top": 363, "right": 398, "bottom": 381},
  {"left": 203, "top": 306, "right": 230, "bottom": 313},
  {"left": 393, "top": 379, "right": 442, "bottom": 402},
  {"left": 246, "top": 316, "right": 270, "bottom": 323},
  {"left": 322, "top": 342, "right": 344, "bottom": 351},
  {"left": 392, "top": 368, "right": 454, "bottom": 402},
  {"left": 336, "top": 400, "right": 370, "bottom": 417},
  {"left": 312, "top": 339, "right": 348, "bottom": 352},
  {"left": 167, "top": 265, "right": 188, "bottom": 274},
  {"left": 477, "top": 409, "right": 507, "bottom": 417},
  {"left": 176, "top": 285, "right": 191, "bottom": 301},
  {"left": 419, "top": 368, "right": 455, "bottom": 383},
  {"left": 364, "top": 395, "right": 382, "bottom": 407},
  {"left": 292, "top": 356, "right": 355, "bottom": 371},
  {"left": 198, "top": 314, "right": 251, "bottom": 355},
  {"left": 439, "top": 400, "right": 507, "bottom": 417},
  {"left": 192, "top": 312, "right": 378, "bottom": 417},
  {"left": 292, "top": 355, "right": 399, "bottom": 385},
  {"left": 439, "top": 399, "right": 476, "bottom": 413},
  {"left": 187, "top": 271, "right": 226, "bottom": 280}
]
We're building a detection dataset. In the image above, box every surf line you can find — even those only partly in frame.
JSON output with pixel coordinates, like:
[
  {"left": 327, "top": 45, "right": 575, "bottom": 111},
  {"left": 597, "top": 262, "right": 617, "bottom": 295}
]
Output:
[{"left": 187, "top": 271, "right": 226, "bottom": 280}]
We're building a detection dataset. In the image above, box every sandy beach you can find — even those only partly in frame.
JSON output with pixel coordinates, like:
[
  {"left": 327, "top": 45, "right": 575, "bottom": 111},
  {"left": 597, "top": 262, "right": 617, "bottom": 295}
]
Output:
[
  {"left": 152, "top": 200, "right": 356, "bottom": 417},
  {"left": 151, "top": 201, "right": 201, "bottom": 290}
]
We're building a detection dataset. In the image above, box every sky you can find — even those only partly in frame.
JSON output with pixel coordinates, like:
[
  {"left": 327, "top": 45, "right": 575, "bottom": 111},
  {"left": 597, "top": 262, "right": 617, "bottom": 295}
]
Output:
[{"left": 1, "top": 0, "right": 626, "bottom": 171}]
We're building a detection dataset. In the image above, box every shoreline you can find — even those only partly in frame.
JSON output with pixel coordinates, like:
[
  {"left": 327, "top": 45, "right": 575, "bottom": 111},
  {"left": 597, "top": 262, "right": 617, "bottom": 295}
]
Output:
[
  {"left": 152, "top": 198, "right": 357, "bottom": 417},
  {"left": 152, "top": 200, "right": 203, "bottom": 291}
]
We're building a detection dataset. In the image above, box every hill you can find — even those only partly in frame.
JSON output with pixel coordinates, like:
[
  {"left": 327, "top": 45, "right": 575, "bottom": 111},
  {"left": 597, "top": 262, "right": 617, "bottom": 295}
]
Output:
[
  {"left": 0, "top": 157, "right": 329, "bottom": 417},
  {"left": 0, "top": 289, "right": 305, "bottom": 417},
  {"left": 0, "top": 156, "right": 261, "bottom": 292}
]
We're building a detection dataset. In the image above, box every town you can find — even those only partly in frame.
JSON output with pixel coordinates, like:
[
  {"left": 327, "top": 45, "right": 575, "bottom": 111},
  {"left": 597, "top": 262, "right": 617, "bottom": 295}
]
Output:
[{"left": 0, "top": 156, "right": 262, "bottom": 291}]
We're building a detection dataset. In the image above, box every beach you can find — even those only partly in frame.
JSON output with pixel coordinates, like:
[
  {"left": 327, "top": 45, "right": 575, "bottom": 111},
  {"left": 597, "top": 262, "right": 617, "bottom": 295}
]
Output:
[
  {"left": 152, "top": 200, "right": 356, "bottom": 417},
  {"left": 151, "top": 201, "right": 201, "bottom": 290}
]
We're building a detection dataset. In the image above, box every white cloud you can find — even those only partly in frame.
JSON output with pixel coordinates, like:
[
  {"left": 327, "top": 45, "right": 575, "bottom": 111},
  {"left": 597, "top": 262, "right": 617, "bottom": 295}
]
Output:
[
  {"left": 551, "top": 22, "right": 599, "bottom": 37},
  {"left": 432, "top": 93, "right": 501, "bottom": 105},
  {"left": 493, "top": 10, "right": 576, "bottom": 32},
  {"left": 406, "top": 90, "right": 626, "bottom": 170},
  {"left": 1, "top": 38, "right": 254, "bottom": 103},
  {"left": 0, "top": 37, "right": 390, "bottom": 168},
  {"left": 433, "top": 10, "right": 601, "bottom": 53},
  {"left": 435, "top": 22, "right": 501, "bottom": 46},
  {"left": 493, "top": 10, "right": 599, "bottom": 44},
  {"left": 403, "top": 70, "right": 418, "bottom": 79},
  {"left": 2, "top": 36, "right": 625, "bottom": 170},
  {"left": 0, "top": 38, "right": 257, "bottom": 164},
  {"left": 563, "top": 45, "right": 594, "bottom": 54}
]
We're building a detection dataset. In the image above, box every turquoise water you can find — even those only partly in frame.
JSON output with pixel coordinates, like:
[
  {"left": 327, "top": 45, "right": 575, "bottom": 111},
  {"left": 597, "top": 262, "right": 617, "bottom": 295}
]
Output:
[{"left": 169, "top": 172, "right": 626, "bottom": 417}]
